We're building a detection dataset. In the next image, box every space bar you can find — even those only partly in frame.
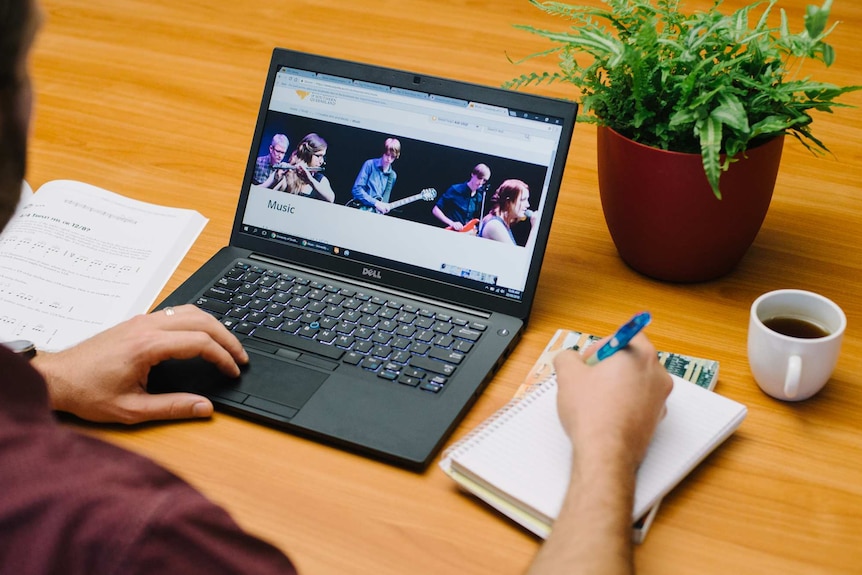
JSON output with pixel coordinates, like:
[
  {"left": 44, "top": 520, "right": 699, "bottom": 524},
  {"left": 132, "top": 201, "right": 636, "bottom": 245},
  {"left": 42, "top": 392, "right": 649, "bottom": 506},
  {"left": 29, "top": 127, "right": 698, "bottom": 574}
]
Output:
[{"left": 252, "top": 329, "right": 344, "bottom": 360}]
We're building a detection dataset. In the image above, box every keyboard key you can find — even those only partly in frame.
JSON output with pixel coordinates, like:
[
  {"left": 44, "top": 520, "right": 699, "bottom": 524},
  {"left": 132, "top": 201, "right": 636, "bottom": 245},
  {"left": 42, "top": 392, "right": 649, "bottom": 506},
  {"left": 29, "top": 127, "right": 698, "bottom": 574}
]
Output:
[
  {"left": 429, "top": 347, "right": 465, "bottom": 364},
  {"left": 390, "top": 350, "right": 411, "bottom": 364},
  {"left": 429, "top": 375, "right": 448, "bottom": 387},
  {"left": 371, "top": 332, "right": 392, "bottom": 345},
  {"left": 317, "top": 329, "right": 337, "bottom": 344},
  {"left": 195, "top": 297, "right": 232, "bottom": 315},
  {"left": 409, "top": 355, "right": 456, "bottom": 377},
  {"left": 454, "top": 340, "right": 473, "bottom": 353},
  {"left": 398, "top": 375, "right": 421, "bottom": 387},
  {"left": 360, "top": 357, "right": 382, "bottom": 371},
  {"left": 409, "top": 342, "right": 430, "bottom": 355},
  {"left": 432, "top": 321, "right": 453, "bottom": 334},
  {"left": 235, "top": 322, "right": 255, "bottom": 335},
  {"left": 354, "top": 340, "right": 374, "bottom": 354},
  {"left": 402, "top": 367, "right": 425, "bottom": 379},
  {"left": 378, "top": 369, "right": 398, "bottom": 381},
  {"left": 205, "top": 286, "right": 233, "bottom": 301},
  {"left": 453, "top": 327, "right": 482, "bottom": 342},
  {"left": 334, "top": 335, "right": 355, "bottom": 348},
  {"left": 227, "top": 306, "right": 247, "bottom": 319}
]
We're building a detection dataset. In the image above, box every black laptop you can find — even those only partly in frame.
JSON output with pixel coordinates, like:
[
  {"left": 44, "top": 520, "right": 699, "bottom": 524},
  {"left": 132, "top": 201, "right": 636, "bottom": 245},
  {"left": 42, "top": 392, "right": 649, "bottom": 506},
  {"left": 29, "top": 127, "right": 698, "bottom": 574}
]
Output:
[{"left": 148, "top": 48, "right": 577, "bottom": 470}]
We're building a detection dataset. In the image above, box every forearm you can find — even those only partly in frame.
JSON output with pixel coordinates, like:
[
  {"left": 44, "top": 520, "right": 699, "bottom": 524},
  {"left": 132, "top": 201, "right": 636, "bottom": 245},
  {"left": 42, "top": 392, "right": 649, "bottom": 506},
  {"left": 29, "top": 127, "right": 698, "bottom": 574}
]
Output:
[
  {"left": 432, "top": 205, "right": 453, "bottom": 226},
  {"left": 310, "top": 178, "right": 335, "bottom": 202},
  {"left": 526, "top": 447, "right": 637, "bottom": 575}
]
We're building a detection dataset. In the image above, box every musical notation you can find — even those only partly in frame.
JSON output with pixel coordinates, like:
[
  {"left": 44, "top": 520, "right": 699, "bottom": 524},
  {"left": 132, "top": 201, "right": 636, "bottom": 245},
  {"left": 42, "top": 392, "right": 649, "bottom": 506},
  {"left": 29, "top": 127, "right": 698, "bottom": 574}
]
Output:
[{"left": 0, "top": 234, "right": 141, "bottom": 280}]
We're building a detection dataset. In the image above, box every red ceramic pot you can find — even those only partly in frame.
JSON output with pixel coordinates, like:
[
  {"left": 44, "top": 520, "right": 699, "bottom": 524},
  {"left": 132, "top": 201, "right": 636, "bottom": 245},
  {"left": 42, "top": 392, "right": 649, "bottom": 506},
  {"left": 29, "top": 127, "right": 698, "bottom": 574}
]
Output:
[{"left": 597, "top": 126, "right": 784, "bottom": 282}]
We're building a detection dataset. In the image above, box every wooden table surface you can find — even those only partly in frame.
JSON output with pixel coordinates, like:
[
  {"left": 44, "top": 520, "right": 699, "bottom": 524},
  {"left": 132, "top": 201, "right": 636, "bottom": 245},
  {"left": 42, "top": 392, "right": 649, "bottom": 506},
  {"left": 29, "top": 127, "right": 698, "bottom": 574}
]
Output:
[{"left": 28, "top": 0, "right": 862, "bottom": 573}]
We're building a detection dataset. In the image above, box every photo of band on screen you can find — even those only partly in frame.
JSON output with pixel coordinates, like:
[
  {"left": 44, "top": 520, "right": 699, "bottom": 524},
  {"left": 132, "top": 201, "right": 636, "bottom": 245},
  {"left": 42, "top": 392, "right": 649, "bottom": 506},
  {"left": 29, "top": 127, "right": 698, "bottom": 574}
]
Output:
[{"left": 251, "top": 112, "right": 549, "bottom": 247}]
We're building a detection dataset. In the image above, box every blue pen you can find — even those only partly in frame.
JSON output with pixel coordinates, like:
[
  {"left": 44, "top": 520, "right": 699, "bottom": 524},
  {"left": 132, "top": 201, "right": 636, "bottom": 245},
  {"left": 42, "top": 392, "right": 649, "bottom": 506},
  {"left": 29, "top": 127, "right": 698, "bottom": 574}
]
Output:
[{"left": 585, "top": 312, "right": 652, "bottom": 365}]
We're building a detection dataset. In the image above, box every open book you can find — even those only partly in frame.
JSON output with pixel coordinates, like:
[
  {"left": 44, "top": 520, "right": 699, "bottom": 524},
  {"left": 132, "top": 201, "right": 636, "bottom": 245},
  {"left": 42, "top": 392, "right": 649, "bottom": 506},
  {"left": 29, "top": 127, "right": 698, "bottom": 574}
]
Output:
[
  {"left": 0, "top": 180, "right": 207, "bottom": 351},
  {"left": 440, "top": 329, "right": 744, "bottom": 542}
]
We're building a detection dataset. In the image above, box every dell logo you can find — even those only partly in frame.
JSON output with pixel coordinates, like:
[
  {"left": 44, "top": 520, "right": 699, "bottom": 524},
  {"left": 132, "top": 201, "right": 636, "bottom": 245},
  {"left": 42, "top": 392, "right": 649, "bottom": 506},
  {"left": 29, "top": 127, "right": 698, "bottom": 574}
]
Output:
[{"left": 362, "top": 267, "right": 382, "bottom": 280}]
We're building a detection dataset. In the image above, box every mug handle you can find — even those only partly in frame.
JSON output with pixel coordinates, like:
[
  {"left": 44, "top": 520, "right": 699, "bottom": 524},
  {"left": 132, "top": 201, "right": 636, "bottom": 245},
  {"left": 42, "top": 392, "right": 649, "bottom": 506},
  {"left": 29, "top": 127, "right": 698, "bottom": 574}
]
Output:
[{"left": 784, "top": 355, "right": 802, "bottom": 399}]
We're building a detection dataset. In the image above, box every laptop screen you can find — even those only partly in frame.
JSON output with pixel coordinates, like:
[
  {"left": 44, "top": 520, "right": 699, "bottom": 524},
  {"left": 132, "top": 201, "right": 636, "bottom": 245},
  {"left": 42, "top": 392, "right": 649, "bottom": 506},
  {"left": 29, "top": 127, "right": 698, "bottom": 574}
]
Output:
[{"left": 235, "top": 50, "right": 576, "bottom": 315}]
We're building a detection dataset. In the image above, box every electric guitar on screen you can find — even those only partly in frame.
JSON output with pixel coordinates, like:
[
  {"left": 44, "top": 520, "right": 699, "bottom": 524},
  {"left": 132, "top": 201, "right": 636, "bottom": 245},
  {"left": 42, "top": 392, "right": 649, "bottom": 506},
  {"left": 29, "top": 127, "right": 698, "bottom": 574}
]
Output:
[
  {"left": 346, "top": 188, "right": 437, "bottom": 214},
  {"left": 446, "top": 218, "right": 480, "bottom": 234}
]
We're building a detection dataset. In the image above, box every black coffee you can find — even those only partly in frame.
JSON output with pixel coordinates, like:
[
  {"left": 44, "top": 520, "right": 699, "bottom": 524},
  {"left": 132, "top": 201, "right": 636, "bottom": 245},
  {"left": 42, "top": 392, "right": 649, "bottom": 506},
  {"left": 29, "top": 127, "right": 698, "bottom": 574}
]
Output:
[{"left": 763, "top": 316, "right": 830, "bottom": 339}]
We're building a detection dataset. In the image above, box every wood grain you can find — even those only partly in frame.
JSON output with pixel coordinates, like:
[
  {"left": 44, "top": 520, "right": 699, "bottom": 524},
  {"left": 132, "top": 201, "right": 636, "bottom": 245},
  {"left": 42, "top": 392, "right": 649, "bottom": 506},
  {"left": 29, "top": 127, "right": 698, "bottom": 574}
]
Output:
[{"left": 29, "top": 1, "right": 862, "bottom": 573}]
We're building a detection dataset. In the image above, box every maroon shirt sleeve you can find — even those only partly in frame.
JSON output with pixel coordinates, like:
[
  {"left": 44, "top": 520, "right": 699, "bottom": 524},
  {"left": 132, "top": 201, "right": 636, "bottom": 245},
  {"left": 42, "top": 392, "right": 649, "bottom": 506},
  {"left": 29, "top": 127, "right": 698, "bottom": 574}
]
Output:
[{"left": 0, "top": 348, "right": 297, "bottom": 575}]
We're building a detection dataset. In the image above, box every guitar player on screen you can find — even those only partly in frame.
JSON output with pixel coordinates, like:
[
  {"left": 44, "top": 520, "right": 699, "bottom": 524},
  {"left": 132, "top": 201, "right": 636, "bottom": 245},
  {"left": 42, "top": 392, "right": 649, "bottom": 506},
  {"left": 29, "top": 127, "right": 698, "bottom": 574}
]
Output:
[
  {"left": 349, "top": 137, "right": 401, "bottom": 214},
  {"left": 431, "top": 163, "right": 490, "bottom": 234}
]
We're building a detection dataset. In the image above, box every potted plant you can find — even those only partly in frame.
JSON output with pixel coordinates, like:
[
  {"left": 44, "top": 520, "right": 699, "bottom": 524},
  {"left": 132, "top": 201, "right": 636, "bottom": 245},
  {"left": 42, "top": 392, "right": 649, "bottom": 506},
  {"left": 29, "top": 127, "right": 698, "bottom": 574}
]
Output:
[{"left": 506, "top": 0, "right": 860, "bottom": 281}]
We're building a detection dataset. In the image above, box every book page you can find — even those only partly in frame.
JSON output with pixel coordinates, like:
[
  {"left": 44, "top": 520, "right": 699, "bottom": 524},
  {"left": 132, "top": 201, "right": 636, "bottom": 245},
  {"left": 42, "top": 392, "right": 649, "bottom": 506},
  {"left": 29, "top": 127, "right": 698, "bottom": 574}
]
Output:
[{"left": 0, "top": 180, "right": 206, "bottom": 351}]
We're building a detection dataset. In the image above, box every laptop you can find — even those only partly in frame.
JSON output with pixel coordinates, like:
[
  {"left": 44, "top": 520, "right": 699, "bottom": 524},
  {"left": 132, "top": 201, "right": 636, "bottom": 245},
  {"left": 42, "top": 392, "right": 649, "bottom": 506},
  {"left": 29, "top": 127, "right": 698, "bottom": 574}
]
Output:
[{"left": 148, "top": 48, "right": 578, "bottom": 470}]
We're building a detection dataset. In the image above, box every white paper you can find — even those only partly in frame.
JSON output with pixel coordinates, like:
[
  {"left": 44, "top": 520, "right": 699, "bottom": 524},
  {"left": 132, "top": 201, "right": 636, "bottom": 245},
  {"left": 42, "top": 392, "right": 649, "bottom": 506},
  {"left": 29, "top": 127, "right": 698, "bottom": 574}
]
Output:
[{"left": 0, "top": 180, "right": 207, "bottom": 351}]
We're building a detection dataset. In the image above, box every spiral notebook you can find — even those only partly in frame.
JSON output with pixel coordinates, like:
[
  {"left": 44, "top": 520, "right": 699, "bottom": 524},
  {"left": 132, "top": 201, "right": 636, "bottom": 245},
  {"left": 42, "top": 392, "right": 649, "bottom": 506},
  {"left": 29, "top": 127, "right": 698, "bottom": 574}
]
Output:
[
  {"left": 506, "top": 328, "right": 722, "bottom": 542},
  {"left": 439, "top": 372, "right": 747, "bottom": 539}
]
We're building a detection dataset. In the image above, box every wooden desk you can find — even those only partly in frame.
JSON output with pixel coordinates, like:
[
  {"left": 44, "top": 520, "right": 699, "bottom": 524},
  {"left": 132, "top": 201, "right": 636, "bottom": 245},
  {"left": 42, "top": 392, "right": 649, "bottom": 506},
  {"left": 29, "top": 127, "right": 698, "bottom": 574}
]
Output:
[{"left": 28, "top": 1, "right": 862, "bottom": 573}]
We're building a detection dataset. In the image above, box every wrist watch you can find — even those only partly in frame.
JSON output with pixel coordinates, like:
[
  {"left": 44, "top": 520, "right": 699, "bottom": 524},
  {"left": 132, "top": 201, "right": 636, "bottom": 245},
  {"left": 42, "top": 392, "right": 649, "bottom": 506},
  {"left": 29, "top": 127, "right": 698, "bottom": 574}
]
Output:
[{"left": 2, "top": 339, "right": 36, "bottom": 359}]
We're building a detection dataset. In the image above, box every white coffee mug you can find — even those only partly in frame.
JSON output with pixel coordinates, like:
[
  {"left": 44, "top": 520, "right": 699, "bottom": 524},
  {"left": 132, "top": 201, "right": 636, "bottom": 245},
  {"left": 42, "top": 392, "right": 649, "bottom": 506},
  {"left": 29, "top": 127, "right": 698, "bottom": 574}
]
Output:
[{"left": 748, "top": 290, "right": 846, "bottom": 401}]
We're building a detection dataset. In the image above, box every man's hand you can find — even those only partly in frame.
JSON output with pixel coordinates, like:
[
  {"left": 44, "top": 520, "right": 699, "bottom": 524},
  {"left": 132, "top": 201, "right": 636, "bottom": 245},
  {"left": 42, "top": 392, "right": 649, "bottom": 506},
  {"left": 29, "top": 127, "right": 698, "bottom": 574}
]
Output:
[
  {"left": 527, "top": 334, "right": 672, "bottom": 575},
  {"left": 374, "top": 200, "right": 391, "bottom": 214},
  {"left": 32, "top": 305, "right": 248, "bottom": 425},
  {"left": 553, "top": 334, "right": 672, "bottom": 470}
]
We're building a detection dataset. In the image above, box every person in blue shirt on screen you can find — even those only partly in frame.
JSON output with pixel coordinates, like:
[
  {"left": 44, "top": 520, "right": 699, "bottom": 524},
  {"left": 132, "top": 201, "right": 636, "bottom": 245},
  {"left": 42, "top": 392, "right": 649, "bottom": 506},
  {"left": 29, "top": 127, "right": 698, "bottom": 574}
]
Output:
[
  {"left": 350, "top": 137, "right": 400, "bottom": 213},
  {"left": 432, "top": 163, "right": 490, "bottom": 232}
]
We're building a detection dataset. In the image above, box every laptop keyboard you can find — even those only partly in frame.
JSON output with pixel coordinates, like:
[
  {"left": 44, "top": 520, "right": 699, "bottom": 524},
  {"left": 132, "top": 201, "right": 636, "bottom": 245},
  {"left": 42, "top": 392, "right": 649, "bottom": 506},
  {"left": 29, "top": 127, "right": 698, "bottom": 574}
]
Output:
[{"left": 192, "top": 261, "right": 486, "bottom": 394}]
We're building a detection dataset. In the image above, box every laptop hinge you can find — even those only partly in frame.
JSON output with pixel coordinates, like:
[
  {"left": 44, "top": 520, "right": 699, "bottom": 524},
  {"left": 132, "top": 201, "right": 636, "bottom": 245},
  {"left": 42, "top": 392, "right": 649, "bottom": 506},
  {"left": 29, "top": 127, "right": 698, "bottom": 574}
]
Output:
[{"left": 247, "top": 253, "right": 492, "bottom": 319}]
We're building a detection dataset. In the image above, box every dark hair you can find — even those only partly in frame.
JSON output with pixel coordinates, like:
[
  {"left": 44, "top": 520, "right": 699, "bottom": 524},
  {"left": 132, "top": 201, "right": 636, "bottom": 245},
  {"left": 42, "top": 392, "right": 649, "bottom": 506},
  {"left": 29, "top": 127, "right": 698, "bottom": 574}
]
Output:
[
  {"left": 0, "top": 0, "right": 35, "bottom": 230},
  {"left": 0, "top": 0, "right": 32, "bottom": 85},
  {"left": 294, "top": 133, "right": 327, "bottom": 164}
]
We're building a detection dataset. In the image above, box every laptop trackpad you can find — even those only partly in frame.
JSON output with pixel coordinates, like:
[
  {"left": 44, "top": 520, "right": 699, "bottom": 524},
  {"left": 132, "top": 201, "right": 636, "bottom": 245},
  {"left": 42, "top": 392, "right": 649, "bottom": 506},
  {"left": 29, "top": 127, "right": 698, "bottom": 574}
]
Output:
[
  {"left": 240, "top": 352, "right": 327, "bottom": 408},
  {"left": 149, "top": 351, "right": 327, "bottom": 410}
]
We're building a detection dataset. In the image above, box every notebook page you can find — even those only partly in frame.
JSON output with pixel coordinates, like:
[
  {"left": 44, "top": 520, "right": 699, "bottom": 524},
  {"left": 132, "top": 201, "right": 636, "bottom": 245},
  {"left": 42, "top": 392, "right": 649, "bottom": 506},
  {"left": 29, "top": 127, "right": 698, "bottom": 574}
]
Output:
[
  {"left": 446, "top": 374, "right": 747, "bottom": 522},
  {"left": 633, "top": 374, "right": 747, "bottom": 515},
  {"left": 448, "top": 380, "right": 571, "bottom": 523}
]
